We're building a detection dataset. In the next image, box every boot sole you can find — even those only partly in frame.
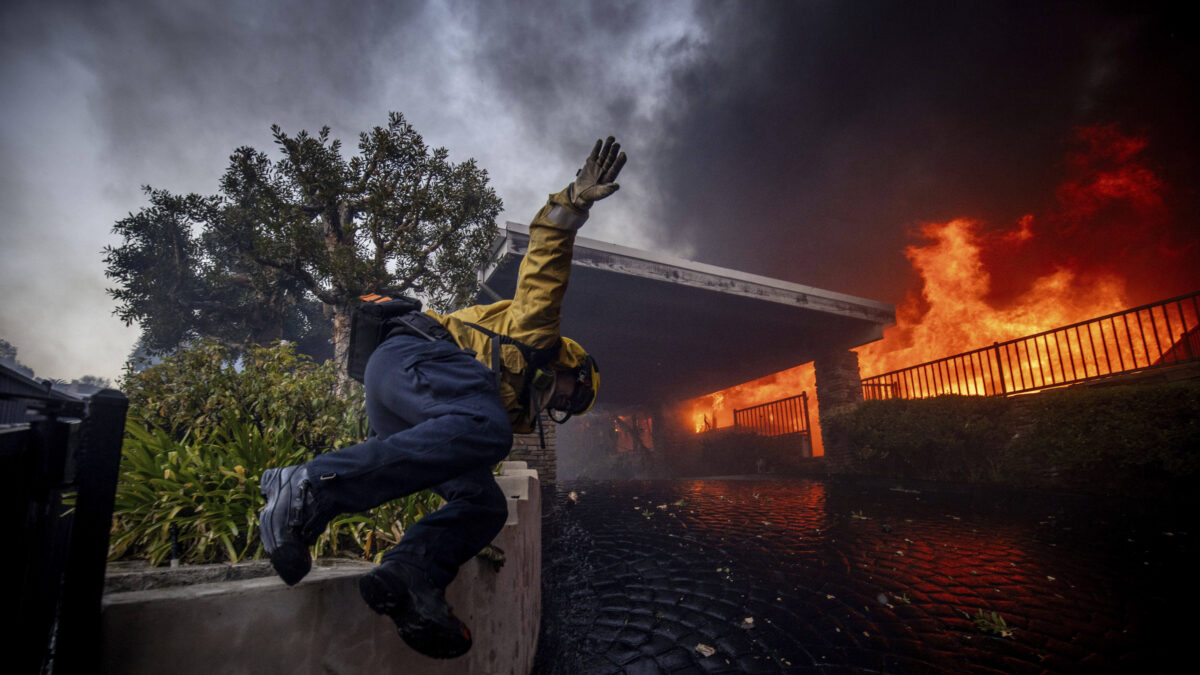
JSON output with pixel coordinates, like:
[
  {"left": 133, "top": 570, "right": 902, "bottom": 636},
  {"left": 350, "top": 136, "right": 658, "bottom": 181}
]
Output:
[{"left": 359, "top": 570, "right": 472, "bottom": 659}]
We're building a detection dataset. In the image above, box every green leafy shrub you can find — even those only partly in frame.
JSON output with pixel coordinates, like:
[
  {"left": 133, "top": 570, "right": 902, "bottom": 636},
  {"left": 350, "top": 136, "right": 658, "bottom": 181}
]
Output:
[
  {"left": 824, "top": 378, "right": 1200, "bottom": 497},
  {"left": 1014, "top": 380, "right": 1200, "bottom": 493},
  {"left": 823, "top": 395, "right": 1015, "bottom": 482},
  {"left": 123, "top": 339, "right": 365, "bottom": 452},
  {"left": 111, "top": 421, "right": 298, "bottom": 563},
  {"left": 112, "top": 340, "right": 442, "bottom": 565}
]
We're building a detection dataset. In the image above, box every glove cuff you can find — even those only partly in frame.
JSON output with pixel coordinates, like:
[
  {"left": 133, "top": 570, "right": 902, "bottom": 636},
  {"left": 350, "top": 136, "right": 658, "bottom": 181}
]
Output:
[{"left": 546, "top": 204, "right": 588, "bottom": 231}]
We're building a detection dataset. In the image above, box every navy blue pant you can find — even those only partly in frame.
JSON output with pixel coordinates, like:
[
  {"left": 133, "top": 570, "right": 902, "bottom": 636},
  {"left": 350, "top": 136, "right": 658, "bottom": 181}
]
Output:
[{"left": 306, "top": 334, "right": 513, "bottom": 589}]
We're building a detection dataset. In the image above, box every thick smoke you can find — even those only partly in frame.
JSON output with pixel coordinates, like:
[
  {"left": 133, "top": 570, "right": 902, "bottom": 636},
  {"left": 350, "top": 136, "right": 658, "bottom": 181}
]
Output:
[
  {"left": 632, "top": 1, "right": 1200, "bottom": 303},
  {"left": 2, "top": 0, "right": 1197, "bottom": 382}
]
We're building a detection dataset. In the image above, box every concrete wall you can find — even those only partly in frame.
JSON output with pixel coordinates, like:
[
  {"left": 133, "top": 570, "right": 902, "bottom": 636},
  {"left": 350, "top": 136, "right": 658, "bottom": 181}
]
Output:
[{"left": 101, "top": 464, "right": 540, "bottom": 675}]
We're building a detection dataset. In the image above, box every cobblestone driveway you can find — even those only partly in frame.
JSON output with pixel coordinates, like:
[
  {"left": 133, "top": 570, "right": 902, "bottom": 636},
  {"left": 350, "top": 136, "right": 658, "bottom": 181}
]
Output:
[{"left": 533, "top": 478, "right": 1194, "bottom": 674}]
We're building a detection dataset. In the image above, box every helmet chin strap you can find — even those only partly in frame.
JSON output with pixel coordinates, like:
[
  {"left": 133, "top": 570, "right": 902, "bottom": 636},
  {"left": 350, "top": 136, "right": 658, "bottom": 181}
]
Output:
[
  {"left": 528, "top": 370, "right": 571, "bottom": 444},
  {"left": 532, "top": 369, "right": 556, "bottom": 412}
]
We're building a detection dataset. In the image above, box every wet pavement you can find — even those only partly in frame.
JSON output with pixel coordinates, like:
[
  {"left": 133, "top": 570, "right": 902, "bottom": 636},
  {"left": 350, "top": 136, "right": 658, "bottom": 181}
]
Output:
[{"left": 532, "top": 477, "right": 1195, "bottom": 674}]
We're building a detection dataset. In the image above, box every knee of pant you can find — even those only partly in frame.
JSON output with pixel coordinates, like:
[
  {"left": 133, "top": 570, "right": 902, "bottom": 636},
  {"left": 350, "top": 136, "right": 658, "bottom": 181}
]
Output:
[
  {"left": 450, "top": 480, "right": 508, "bottom": 526},
  {"left": 486, "top": 432, "right": 513, "bottom": 464},
  {"left": 462, "top": 412, "right": 513, "bottom": 463}
]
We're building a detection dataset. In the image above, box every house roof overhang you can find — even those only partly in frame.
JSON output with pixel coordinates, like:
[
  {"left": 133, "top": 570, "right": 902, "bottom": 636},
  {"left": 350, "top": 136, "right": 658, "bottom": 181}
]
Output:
[{"left": 477, "top": 222, "right": 895, "bottom": 407}]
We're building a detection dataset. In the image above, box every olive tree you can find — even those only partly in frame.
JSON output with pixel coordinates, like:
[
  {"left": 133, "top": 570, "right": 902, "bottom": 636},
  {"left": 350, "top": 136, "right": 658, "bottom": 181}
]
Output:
[{"left": 105, "top": 112, "right": 502, "bottom": 365}]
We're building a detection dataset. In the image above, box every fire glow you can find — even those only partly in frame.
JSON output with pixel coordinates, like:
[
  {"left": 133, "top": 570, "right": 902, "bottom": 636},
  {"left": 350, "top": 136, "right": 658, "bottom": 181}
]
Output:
[
  {"left": 858, "top": 124, "right": 1168, "bottom": 379},
  {"left": 687, "top": 363, "right": 819, "bottom": 449},
  {"left": 854, "top": 218, "right": 1129, "bottom": 378},
  {"left": 687, "top": 125, "right": 1182, "bottom": 449}
]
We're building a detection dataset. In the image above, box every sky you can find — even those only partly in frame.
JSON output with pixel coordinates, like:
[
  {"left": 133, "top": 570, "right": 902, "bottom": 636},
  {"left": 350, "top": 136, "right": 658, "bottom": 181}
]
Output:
[{"left": 2, "top": 0, "right": 1197, "bottom": 384}]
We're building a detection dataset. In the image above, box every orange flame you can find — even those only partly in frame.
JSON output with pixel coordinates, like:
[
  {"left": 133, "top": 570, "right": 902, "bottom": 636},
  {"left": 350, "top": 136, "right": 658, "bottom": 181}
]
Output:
[
  {"left": 686, "top": 363, "right": 823, "bottom": 456},
  {"left": 855, "top": 218, "right": 1129, "bottom": 378},
  {"left": 687, "top": 124, "right": 1183, "bottom": 441},
  {"left": 857, "top": 124, "right": 1171, "bottom": 377}
]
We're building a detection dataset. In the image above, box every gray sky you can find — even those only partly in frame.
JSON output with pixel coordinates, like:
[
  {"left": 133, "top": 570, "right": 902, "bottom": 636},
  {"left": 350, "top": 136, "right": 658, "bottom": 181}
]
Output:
[{"left": 2, "top": 0, "right": 1197, "bottom": 383}]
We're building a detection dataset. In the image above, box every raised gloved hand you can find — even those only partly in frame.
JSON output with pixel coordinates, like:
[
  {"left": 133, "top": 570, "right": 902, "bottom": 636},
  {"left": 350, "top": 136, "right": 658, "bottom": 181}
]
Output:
[{"left": 568, "top": 136, "right": 627, "bottom": 210}]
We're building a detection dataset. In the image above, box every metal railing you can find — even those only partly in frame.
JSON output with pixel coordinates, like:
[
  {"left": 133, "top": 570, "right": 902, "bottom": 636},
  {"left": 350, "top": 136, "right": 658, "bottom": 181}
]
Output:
[
  {"left": 734, "top": 393, "right": 811, "bottom": 437},
  {"left": 861, "top": 290, "right": 1200, "bottom": 400}
]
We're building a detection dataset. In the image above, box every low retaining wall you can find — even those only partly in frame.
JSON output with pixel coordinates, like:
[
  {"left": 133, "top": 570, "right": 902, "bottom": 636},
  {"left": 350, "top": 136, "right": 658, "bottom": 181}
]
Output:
[{"left": 101, "top": 463, "right": 540, "bottom": 674}]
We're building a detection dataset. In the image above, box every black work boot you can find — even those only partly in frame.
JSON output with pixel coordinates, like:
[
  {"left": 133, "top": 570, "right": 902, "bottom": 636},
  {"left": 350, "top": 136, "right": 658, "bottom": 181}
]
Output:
[
  {"left": 359, "top": 561, "right": 473, "bottom": 659},
  {"left": 258, "top": 465, "right": 328, "bottom": 586}
]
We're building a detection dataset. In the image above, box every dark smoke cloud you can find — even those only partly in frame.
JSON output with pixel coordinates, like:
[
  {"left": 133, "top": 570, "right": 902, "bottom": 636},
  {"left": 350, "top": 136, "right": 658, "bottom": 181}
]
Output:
[
  {"left": 2, "top": 0, "right": 1197, "bottom": 381},
  {"left": 456, "top": 1, "right": 675, "bottom": 138},
  {"left": 447, "top": 0, "right": 713, "bottom": 241},
  {"left": 29, "top": 0, "right": 419, "bottom": 181},
  {"left": 627, "top": 1, "right": 1199, "bottom": 303}
]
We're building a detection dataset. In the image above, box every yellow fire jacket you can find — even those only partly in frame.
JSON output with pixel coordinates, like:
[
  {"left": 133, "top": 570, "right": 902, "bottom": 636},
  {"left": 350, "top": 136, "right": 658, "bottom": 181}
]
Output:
[{"left": 427, "top": 188, "right": 588, "bottom": 434}]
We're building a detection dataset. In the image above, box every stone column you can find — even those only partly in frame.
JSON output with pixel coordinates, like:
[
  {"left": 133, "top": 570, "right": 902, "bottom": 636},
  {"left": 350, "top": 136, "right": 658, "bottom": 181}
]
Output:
[
  {"left": 650, "top": 403, "right": 674, "bottom": 454},
  {"left": 508, "top": 412, "right": 557, "bottom": 485},
  {"left": 813, "top": 350, "right": 864, "bottom": 473}
]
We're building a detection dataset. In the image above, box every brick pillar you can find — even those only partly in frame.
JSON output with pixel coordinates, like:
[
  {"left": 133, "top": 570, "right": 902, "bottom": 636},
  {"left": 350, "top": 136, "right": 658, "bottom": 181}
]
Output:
[
  {"left": 650, "top": 404, "right": 670, "bottom": 453},
  {"left": 508, "top": 412, "right": 557, "bottom": 484},
  {"left": 813, "top": 350, "right": 864, "bottom": 473}
]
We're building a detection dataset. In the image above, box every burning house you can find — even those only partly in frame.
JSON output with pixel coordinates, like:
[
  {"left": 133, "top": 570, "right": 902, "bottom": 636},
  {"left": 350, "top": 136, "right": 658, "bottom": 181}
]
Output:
[
  {"left": 684, "top": 124, "right": 1199, "bottom": 465},
  {"left": 478, "top": 123, "right": 1199, "bottom": 482},
  {"left": 477, "top": 223, "right": 896, "bottom": 480}
]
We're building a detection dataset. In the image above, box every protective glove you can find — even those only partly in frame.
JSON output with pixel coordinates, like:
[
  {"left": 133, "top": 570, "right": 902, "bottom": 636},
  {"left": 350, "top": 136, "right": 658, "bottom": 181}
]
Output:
[{"left": 568, "top": 136, "right": 627, "bottom": 210}]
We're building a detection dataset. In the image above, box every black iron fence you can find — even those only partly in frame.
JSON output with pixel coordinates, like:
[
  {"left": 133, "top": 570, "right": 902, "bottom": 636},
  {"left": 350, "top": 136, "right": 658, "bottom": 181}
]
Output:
[
  {"left": 2, "top": 362, "right": 128, "bottom": 673},
  {"left": 734, "top": 393, "right": 811, "bottom": 438},
  {"left": 861, "top": 290, "right": 1200, "bottom": 400}
]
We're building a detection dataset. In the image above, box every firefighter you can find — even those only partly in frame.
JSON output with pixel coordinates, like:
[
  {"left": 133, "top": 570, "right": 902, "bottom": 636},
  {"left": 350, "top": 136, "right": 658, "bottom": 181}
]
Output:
[{"left": 258, "top": 137, "right": 625, "bottom": 659}]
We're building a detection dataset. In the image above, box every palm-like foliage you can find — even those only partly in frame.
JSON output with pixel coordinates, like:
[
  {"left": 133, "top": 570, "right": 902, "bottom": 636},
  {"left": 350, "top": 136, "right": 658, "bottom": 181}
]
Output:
[{"left": 111, "top": 340, "right": 442, "bottom": 565}]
